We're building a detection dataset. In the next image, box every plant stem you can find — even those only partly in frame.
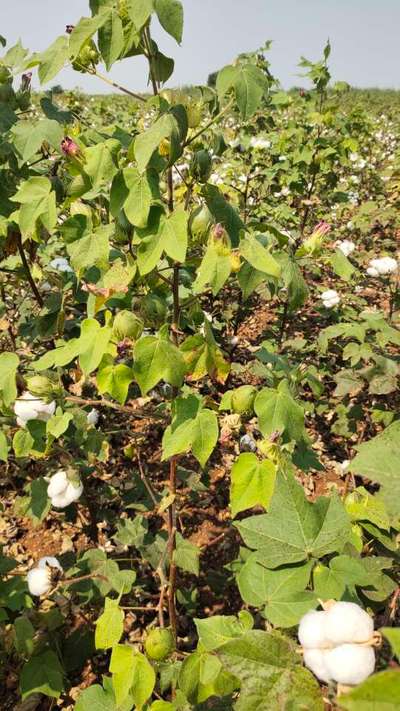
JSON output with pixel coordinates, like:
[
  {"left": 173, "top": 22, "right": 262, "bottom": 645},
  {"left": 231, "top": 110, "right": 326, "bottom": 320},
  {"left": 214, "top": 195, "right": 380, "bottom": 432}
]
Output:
[
  {"left": 166, "top": 456, "right": 178, "bottom": 639},
  {"left": 16, "top": 233, "right": 43, "bottom": 308},
  {"left": 91, "top": 68, "right": 146, "bottom": 102},
  {"left": 64, "top": 395, "right": 166, "bottom": 419}
]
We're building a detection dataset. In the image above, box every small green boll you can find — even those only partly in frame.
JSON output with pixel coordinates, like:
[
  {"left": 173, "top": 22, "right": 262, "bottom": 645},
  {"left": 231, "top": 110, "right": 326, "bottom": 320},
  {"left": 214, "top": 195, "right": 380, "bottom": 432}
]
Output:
[
  {"left": 113, "top": 310, "right": 144, "bottom": 342},
  {"left": 145, "top": 628, "right": 175, "bottom": 661}
]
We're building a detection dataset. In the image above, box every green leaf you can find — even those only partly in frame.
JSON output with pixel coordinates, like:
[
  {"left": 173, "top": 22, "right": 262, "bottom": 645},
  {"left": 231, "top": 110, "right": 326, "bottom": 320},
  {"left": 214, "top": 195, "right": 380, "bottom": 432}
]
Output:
[
  {"left": 10, "top": 177, "right": 55, "bottom": 237},
  {"left": 125, "top": 0, "right": 154, "bottom": 31},
  {"left": 174, "top": 532, "right": 200, "bottom": 575},
  {"left": 217, "top": 63, "right": 268, "bottom": 119},
  {"left": 239, "top": 234, "right": 281, "bottom": 278},
  {"left": 0, "top": 352, "right": 19, "bottom": 409},
  {"left": 313, "top": 554, "right": 372, "bottom": 600},
  {"left": 133, "top": 328, "right": 185, "bottom": 395},
  {"left": 238, "top": 554, "right": 313, "bottom": 615},
  {"left": 68, "top": 10, "right": 112, "bottom": 59},
  {"left": 97, "top": 361, "right": 134, "bottom": 404},
  {"left": 235, "top": 471, "right": 351, "bottom": 568},
  {"left": 155, "top": 0, "right": 183, "bottom": 43},
  {"left": 193, "top": 241, "right": 231, "bottom": 296},
  {"left": 161, "top": 209, "right": 188, "bottom": 262},
  {"left": 98, "top": 10, "right": 124, "bottom": 69},
  {"left": 0, "top": 431, "right": 8, "bottom": 462},
  {"left": 203, "top": 184, "right": 244, "bottom": 247},
  {"left": 162, "top": 395, "right": 218, "bottom": 467},
  {"left": 95, "top": 598, "right": 124, "bottom": 650},
  {"left": 12, "top": 119, "right": 64, "bottom": 163},
  {"left": 46, "top": 412, "right": 73, "bottom": 438},
  {"left": 254, "top": 381, "right": 305, "bottom": 443},
  {"left": 345, "top": 487, "right": 390, "bottom": 531},
  {"left": 381, "top": 629, "right": 400, "bottom": 661},
  {"left": 67, "top": 224, "right": 111, "bottom": 274},
  {"left": 121, "top": 167, "right": 157, "bottom": 228},
  {"left": 78, "top": 319, "right": 113, "bottom": 376},
  {"left": 195, "top": 614, "right": 250, "bottom": 652},
  {"left": 264, "top": 590, "right": 318, "bottom": 628},
  {"left": 217, "top": 630, "right": 323, "bottom": 711},
  {"left": 134, "top": 113, "right": 179, "bottom": 172},
  {"left": 338, "top": 670, "right": 400, "bottom": 711},
  {"left": 350, "top": 421, "right": 400, "bottom": 517},
  {"left": 331, "top": 248, "right": 356, "bottom": 281},
  {"left": 36, "top": 36, "right": 70, "bottom": 84},
  {"left": 230, "top": 453, "right": 276, "bottom": 517},
  {"left": 13, "top": 429, "right": 34, "bottom": 458},
  {"left": 20, "top": 650, "right": 64, "bottom": 700}
]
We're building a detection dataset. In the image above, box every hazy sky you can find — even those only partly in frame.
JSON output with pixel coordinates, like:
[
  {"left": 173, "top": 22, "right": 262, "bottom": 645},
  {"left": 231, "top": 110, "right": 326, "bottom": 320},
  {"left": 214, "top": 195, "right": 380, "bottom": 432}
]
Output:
[{"left": 1, "top": 1, "right": 400, "bottom": 92}]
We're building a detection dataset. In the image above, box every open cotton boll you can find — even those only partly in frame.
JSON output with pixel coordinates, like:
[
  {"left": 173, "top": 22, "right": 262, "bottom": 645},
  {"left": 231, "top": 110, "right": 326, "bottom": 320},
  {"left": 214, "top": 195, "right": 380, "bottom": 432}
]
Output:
[
  {"left": 367, "top": 257, "right": 398, "bottom": 276},
  {"left": 27, "top": 568, "right": 52, "bottom": 596},
  {"left": 47, "top": 470, "right": 69, "bottom": 498},
  {"left": 49, "top": 257, "right": 74, "bottom": 273},
  {"left": 336, "top": 240, "right": 355, "bottom": 257},
  {"left": 324, "top": 644, "right": 375, "bottom": 685},
  {"left": 14, "top": 391, "right": 56, "bottom": 427},
  {"left": 303, "top": 649, "right": 332, "bottom": 683},
  {"left": 298, "top": 610, "right": 329, "bottom": 649},
  {"left": 321, "top": 290, "right": 341, "bottom": 308},
  {"left": 47, "top": 469, "right": 83, "bottom": 508},
  {"left": 325, "top": 601, "right": 374, "bottom": 645},
  {"left": 87, "top": 408, "right": 99, "bottom": 426}
]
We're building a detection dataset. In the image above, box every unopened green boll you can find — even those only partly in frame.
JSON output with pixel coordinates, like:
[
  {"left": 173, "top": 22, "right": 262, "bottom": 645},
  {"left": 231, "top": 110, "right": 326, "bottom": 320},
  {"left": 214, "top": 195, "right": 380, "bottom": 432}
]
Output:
[
  {"left": 190, "top": 149, "right": 212, "bottom": 183},
  {"left": 189, "top": 205, "right": 214, "bottom": 244},
  {"left": 26, "top": 376, "right": 57, "bottom": 401},
  {"left": 139, "top": 294, "right": 167, "bottom": 328},
  {"left": 145, "top": 628, "right": 175, "bottom": 661},
  {"left": 113, "top": 311, "right": 144, "bottom": 341}
]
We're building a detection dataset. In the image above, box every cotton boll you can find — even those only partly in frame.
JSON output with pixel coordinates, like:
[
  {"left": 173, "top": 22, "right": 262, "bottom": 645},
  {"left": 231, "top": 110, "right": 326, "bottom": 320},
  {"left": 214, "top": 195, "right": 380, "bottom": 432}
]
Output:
[
  {"left": 14, "top": 391, "right": 56, "bottom": 427},
  {"left": 49, "top": 257, "right": 74, "bottom": 273},
  {"left": 27, "top": 568, "right": 52, "bottom": 596},
  {"left": 366, "top": 266, "right": 379, "bottom": 277},
  {"left": 239, "top": 434, "right": 257, "bottom": 453},
  {"left": 298, "top": 610, "right": 329, "bottom": 649},
  {"left": 324, "top": 644, "right": 375, "bottom": 685},
  {"left": 336, "top": 240, "right": 355, "bottom": 257},
  {"left": 87, "top": 408, "right": 99, "bottom": 426},
  {"left": 47, "top": 470, "right": 69, "bottom": 498},
  {"left": 325, "top": 601, "right": 374, "bottom": 645},
  {"left": 303, "top": 649, "right": 332, "bottom": 683},
  {"left": 321, "top": 290, "right": 341, "bottom": 308},
  {"left": 47, "top": 469, "right": 83, "bottom": 508}
]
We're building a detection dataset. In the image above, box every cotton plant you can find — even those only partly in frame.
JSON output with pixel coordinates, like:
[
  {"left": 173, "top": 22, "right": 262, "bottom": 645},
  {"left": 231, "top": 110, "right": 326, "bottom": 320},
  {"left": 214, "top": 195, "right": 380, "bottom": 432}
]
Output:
[{"left": 299, "top": 601, "right": 379, "bottom": 687}]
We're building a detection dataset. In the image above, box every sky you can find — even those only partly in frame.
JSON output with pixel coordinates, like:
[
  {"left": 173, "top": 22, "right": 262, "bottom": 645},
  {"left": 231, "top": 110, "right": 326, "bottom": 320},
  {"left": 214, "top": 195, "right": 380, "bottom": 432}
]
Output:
[{"left": 1, "top": 0, "right": 400, "bottom": 93}]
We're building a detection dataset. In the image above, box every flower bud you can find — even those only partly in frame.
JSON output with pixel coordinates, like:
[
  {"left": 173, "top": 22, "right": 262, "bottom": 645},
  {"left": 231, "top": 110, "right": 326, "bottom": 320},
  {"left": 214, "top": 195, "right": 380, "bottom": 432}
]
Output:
[
  {"left": 61, "top": 136, "right": 80, "bottom": 158},
  {"left": 211, "top": 223, "right": 231, "bottom": 256},
  {"left": 231, "top": 385, "right": 257, "bottom": 415},
  {"left": 188, "top": 204, "right": 213, "bottom": 244},
  {"left": 230, "top": 251, "right": 241, "bottom": 273},
  {"left": 65, "top": 25, "right": 75, "bottom": 34},
  {"left": 159, "top": 138, "right": 170, "bottom": 157}
]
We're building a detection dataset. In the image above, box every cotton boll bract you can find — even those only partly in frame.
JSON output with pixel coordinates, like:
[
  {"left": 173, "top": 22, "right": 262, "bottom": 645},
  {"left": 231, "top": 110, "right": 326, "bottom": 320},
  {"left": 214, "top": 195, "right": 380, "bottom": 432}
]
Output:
[
  {"left": 325, "top": 601, "right": 374, "bottom": 645},
  {"left": 298, "top": 610, "right": 329, "bottom": 649},
  {"left": 303, "top": 648, "right": 332, "bottom": 683},
  {"left": 324, "top": 644, "right": 375, "bottom": 685}
]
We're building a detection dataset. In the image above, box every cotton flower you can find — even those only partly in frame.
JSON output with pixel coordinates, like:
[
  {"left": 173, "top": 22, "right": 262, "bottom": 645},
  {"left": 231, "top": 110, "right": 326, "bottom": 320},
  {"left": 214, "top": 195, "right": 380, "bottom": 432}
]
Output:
[
  {"left": 47, "top": 469, "right": 83, "bottom": 508},
  {"left": 27, "top": 556, "right": 62, "bottom": 596},
  {"left": 321, "top": 290, "right": 341, "bottom": 308},
  {"left": 366, "top": 256, "right": 398, "bottom": 277},
  {"left": 14, "top": 391, "right": 56, "bottom": 428},
  {"left": 336, "top": 239, "right": 355, "bottom": 257},
  {"left": 49, "top": 257, "right": 74, "bottom": 273},
  {"left": 87, "top": 408, "right": 99, "bottom": 426}
]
